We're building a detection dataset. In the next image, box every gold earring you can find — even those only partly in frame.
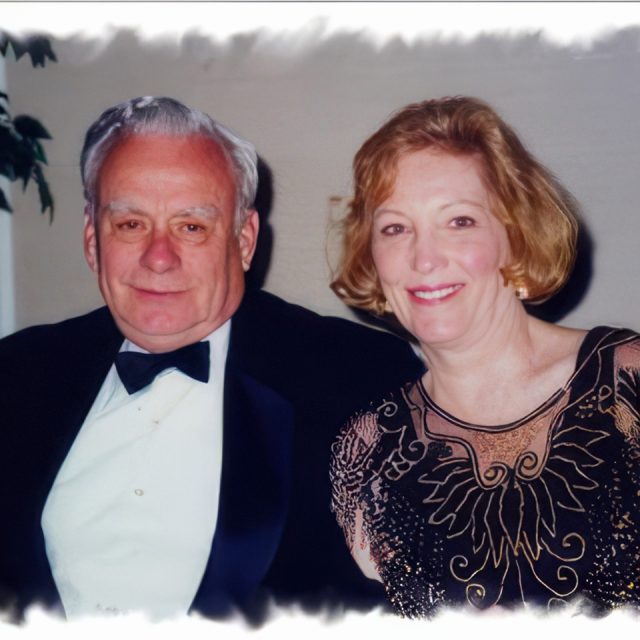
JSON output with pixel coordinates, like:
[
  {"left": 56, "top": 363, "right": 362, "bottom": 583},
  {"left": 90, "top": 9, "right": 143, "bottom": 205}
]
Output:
[
  {"left": 375, "top": 298, "right": 393, "bottom": 315},
  {"left": 515, "top": 285, "right": 529, "bottom": 300}
]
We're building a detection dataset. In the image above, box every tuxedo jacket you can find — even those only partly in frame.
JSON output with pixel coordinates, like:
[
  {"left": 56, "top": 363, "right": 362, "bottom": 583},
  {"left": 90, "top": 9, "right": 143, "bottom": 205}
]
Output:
[{"left": 0, "top": 289, "right": 423, "bottom": 621}]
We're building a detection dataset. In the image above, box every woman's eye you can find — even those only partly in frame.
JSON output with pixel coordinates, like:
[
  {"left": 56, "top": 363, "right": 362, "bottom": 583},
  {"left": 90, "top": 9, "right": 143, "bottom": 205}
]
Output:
[
  {"left": 451, "top": 216, "right": 475, "bottom": 228},
  {"left": 380, "top": 223, "right": 406, "bottom": 236}
]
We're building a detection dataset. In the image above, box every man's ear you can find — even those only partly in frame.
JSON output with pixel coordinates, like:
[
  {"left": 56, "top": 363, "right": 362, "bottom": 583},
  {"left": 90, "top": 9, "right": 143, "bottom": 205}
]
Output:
[
  {"left": 83, "top": 208, "right": 99, "bottom": 273},
  {"left": 238, "top": 209, "right": 259, "bottom": 272}
]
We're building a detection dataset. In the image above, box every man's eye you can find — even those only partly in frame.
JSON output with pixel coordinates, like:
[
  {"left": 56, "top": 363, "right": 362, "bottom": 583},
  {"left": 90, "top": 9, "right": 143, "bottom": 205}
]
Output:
[
  {"left": 184, "top": 223, "right": 204, "bottom": 233},
  {"left": 380, "top": 223, "right": 406, "bottom": 236},
  {"left": 176, "top": 222, "right": 210, "bottom": 241},
  {"left": 451, "top": 216, "right": 475, "bottom": 228},
  {"left": 117, "top": 220, "right": 143, "bottom": 231}
]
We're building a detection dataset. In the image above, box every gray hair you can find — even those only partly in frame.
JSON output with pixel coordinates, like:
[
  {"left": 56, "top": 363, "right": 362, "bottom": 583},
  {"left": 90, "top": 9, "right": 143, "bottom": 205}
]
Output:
[{"left": 80, "top": 96, "right": 258, "bottom": 229}]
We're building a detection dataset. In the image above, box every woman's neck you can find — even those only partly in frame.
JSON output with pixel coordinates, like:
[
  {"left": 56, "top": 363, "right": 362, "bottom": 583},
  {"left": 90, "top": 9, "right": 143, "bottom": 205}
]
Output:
[{"left": 419, "top": 304, "right": 584, "bottom": 426}]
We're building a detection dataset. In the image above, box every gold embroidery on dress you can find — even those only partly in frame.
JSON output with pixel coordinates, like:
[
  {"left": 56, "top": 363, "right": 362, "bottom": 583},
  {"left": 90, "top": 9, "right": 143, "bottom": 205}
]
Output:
[
  {"left": 330, "top": 328, "right": 640, "bottom": 616},
  {"left": 407, "top": 378, "right": 608, "bottom": 608},
  {"left": 609, "top": 343, "right": 640, "bottom": 441}
]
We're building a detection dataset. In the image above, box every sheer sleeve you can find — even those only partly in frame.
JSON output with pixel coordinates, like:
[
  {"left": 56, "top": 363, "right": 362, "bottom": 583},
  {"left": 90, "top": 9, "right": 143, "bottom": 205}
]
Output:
[
  {"left": 330, "top": 412, "right": 384, "bottom": 581},
  {"left": 330, "top": 403, "right": 443, "bottom": 615},
  {"left": 611, "top": 336, "right": 640, "bottom": 445},
  {"left": 589, "top": 334, "right": 640, "bottom": 607}
]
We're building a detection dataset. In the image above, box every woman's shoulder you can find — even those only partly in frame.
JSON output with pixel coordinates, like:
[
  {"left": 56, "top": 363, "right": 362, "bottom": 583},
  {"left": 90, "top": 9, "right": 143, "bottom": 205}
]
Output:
[
  {"left": 535, "top": 321, "right": 640, "bottom": 381},
  {"left": 571, "top": 326, "right": 640, "bottom": 444},
  {"left": 576, "top": 325, "right": 640, "bottom": 368},
  {"left": 331, "top": 379, "right": 423, "bottom": 472},
  {"left": 341, "top": 379, "right": 422, "bottom": 432},
  {"left": 582, "top": 324, "right": 639, "bottom": 344},
  {"left": 592, "top": 326, "right": 640, "bottom": 393}
]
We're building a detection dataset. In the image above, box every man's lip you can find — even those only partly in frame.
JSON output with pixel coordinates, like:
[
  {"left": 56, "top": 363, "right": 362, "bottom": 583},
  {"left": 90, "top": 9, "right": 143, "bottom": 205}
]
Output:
[
  {"left": 407, "top": 283, "right": 464, "bottom": 304},
  {"left": 132, "top": 287, "right": 186, "bottom": 296}
]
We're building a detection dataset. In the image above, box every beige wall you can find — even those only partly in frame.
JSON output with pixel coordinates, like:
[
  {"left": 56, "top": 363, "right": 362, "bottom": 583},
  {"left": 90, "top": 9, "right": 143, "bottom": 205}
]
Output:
[
  {"left": 0, "top": 55, "right": 15, "bottom": 336},
  {"left": 6, "top": 29, "right": 640, "bottom": 332}
]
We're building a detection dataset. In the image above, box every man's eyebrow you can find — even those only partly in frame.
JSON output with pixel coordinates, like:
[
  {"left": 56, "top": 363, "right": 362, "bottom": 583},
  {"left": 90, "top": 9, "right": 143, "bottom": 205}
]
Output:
[
  {"left": 100, "top": 202, "right": 221, "bottom": 217},
  {"left": 174, "top": 205, "right": 221, "bottom": 219},
  {"left": 100, "top": 201, "right": 139, "bottom": 215}
]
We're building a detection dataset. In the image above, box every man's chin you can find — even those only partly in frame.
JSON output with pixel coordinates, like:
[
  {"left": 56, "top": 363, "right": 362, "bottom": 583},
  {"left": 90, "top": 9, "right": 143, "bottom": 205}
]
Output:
[{"left": 113, "top": 315, "right": 206, "bottom": 353}]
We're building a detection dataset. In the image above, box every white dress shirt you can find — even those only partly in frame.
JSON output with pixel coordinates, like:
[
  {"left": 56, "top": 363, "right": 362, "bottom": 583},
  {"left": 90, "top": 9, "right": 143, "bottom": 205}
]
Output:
[{"left": 41, "top": 321, "right": 230, "bottom": 620}]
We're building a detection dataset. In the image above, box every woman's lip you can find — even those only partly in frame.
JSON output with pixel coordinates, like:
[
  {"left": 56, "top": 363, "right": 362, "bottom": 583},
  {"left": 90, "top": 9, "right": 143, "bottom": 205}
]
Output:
[{"left": 408, "top": 284, "right": 464, "bottom": 304}]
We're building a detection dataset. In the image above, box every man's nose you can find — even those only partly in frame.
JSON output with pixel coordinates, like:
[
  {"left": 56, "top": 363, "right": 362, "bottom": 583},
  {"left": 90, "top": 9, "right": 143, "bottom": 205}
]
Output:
[
  {"left": 140, "top": 230, "right": 180, "bottom": 273},
  {"left": 412, "top": 231, "right": 447, "bottom": 274}
]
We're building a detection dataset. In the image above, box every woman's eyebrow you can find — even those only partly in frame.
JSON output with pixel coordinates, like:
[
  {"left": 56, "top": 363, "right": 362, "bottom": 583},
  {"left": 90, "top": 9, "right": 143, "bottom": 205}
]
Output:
[{"left": 440, "top": 199, "right": 486, "bottom": 211}]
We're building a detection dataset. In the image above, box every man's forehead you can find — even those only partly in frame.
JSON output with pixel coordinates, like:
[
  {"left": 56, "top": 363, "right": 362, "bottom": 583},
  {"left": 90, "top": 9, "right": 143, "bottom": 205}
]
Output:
[
  {"left": 95, "top": 134, "right": 237, "bottom": 207},
  {"left": 102, "top": 133, "right": 233, "bottom": 175}
]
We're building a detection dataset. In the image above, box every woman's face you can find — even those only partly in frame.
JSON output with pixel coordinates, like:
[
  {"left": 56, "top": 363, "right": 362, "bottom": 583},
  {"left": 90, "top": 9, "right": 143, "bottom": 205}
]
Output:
[{"left": 371, "top": 149, "right": 514, "bottom": 351}]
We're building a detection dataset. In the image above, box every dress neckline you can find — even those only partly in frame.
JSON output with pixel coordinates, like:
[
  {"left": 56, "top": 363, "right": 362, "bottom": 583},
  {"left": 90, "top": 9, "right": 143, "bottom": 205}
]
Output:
[{"left": 416, "top": 325, "right": 616, "bottom": 432}]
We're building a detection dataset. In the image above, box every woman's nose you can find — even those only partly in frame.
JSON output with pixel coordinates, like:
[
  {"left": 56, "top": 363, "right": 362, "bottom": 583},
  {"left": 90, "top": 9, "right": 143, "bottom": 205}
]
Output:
[{"left": 412, "top": 231, "right": 447, "bottom": 273}]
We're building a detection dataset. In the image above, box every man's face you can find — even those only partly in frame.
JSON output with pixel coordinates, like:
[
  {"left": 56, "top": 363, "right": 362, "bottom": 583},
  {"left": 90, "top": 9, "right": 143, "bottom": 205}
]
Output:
[{"left": 84, "top": 134, "right": 258, "bottom": 353}]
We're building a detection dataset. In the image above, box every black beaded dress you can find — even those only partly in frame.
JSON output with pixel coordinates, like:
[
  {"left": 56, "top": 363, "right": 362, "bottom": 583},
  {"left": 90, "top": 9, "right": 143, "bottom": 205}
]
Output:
[{"left": 331, "top": 327, "right": 640, "bottom": 616}]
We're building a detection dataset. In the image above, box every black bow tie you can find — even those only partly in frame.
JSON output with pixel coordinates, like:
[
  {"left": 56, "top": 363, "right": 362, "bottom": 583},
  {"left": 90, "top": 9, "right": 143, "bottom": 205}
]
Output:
[{"left": 115, "top": 341, "right": 210, "bottom": 394}]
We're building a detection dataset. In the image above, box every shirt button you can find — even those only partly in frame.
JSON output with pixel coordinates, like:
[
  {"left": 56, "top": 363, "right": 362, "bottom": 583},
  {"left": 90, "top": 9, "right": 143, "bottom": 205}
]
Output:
[{"left": 134, "top": 489, "right": 144, "bottom": 496}]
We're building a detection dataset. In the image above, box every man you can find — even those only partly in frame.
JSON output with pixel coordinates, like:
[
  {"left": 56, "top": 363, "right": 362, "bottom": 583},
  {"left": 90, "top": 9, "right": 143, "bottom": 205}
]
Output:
[{"left": 0, "top": 97, "right": 423, "bottom": 621}]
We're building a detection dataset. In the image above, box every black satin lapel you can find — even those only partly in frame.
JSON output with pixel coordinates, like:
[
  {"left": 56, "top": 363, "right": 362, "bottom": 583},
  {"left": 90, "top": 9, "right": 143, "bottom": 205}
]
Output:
[
  {"left": 38, "top": 319, "right": 123, "bottom": 500},
  {"left": 191, "top": 364, "right": 294, "bottom": 617},
  {"left": 6, "top": 308, "right": 123, "bottom": 613}
]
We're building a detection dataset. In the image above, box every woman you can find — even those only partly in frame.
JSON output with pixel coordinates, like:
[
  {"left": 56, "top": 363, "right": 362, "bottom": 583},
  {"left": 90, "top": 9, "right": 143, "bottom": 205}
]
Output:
[{"left": 330, "top": 96, "right": 640, "bottom": 616}]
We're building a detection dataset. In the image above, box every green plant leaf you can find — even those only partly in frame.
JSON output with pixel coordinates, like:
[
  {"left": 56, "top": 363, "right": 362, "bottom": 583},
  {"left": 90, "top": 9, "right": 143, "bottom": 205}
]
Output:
[
  {"left": 23, "top": 35, "right": 57, "bottom": 67},
  {"left": 5, "top": 34, "right": 28, "bottom": 62},
  {"left": 14, "top": 115, "right": 51, "bottom": 139},
  {"left": 0, "top": 128, "right": 18, "bottom": 179},
  {"left": 0, "top": 124, "right": 15, "bottom": 147},
  {"left": 8, "top": 139, "right": 34, "bottom": 187},
  {"left": 32, "top": 139, "right": 48, "bottom": 164},
  {"left": 0, "top": 32, "right": 57, "bottom": 67},
  {"left": 33, "top": 163, "right": 54, "bottom": 221},
  {"left": 0, "top": 162, "right": 17, "bottom": 181},
  {"left": 0, "top": 188, "right": 12, "bottom": 213},
  {"left": 0, "top": 30, "right": 56, "bottom": 219},
  {"left": 0, "top": 32, "right": 9, "bottom": 57}
]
